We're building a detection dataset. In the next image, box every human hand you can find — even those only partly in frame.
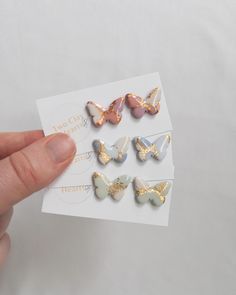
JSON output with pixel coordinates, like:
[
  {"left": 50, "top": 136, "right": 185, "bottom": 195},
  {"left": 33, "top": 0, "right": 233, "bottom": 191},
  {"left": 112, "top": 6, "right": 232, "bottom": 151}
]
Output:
[{"left": 0, "top": 130, "right": 76, "bottom": 267}]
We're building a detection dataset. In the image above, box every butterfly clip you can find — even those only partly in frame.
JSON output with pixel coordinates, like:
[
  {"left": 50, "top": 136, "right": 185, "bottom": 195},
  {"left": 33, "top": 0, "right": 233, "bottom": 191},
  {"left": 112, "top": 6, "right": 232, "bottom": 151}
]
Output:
[
  {"left": 86, "top": 97, "right": 125, "bottom": 127},
  {"left": 93, "top": 136, "right": 130, "bottom": 165},
  {"left": 125, "top": 87, "right": 161, "bottom": 118},
  {"left": 92, "top": 172, "right": 132, "bottom": 201},
  {"left": 133, "top": 133, "right": 171, "bottom": 161},
  {"left": 133, "top": 177, "right": 171, "bottom": 206}
]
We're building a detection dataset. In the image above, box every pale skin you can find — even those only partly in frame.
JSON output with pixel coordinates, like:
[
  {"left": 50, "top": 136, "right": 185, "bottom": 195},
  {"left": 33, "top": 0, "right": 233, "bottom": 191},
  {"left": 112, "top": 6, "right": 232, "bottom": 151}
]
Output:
[{"left": 0, "top": 130, "right": 76, "bottom": 267}]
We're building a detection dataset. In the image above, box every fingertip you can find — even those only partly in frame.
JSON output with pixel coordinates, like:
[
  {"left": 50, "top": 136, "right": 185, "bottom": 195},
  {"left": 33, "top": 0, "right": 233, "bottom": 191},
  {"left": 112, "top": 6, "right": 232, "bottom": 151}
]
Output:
[{"left": 45, "top": 133, "right": 77, "bottom": 164}]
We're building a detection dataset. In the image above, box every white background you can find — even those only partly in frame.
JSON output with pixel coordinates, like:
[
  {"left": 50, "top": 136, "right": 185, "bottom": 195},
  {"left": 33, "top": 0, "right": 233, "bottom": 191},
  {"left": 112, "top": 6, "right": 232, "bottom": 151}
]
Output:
[{"left": 0, "top": 0, "right": 235, "bottom": 294}]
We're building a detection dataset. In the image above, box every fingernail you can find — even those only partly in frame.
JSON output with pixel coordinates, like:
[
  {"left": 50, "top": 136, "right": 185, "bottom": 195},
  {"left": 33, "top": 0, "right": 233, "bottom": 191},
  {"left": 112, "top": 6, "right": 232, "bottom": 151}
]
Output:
[{"left": 46, "top": 134, "right": 76, "bottom": 163}]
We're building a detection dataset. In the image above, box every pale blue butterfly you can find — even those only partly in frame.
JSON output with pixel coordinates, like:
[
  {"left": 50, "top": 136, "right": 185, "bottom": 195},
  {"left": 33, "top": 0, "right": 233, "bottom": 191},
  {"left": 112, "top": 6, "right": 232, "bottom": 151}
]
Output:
[{"left": 133, "top": 134, "right": 171, "bottom": 161}]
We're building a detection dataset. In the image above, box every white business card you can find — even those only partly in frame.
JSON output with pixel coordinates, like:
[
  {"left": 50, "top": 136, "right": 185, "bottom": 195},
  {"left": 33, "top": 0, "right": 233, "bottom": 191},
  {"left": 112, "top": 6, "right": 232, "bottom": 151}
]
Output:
[{"left": 37, "top": 72, "right": 174, "bottom": 226}]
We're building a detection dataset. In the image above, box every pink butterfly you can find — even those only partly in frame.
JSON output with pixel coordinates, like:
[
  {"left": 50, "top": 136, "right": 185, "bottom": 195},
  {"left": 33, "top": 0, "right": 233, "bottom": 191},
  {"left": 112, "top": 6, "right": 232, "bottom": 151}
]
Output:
[
  {"left": 125, "top": 87, "right": 161, "bottom": 119},
  {"left": 86, "top": 97, "right": 125, "bottom": 127}
]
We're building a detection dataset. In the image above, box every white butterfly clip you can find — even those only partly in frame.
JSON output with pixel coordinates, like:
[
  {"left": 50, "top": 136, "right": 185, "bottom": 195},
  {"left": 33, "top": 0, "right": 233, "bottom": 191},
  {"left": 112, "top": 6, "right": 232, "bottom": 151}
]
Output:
[
  {"left": 133, "top": 177, "right": 171, "bottom": 206},
  {"left": 133, "top": 133, "right": 171, "bottom": 161},
  {"left": 92, "top": 172, "right": 132, "bottom": 201},
  {"left": 93, "top": 136, "right": 130, "bottom": 165}
]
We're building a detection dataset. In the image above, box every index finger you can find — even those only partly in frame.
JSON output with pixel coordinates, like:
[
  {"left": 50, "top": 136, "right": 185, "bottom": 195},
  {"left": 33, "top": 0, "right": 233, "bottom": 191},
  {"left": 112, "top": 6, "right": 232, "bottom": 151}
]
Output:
[{"left": 0, "top": 130, "right": 44, "bottom": 159}]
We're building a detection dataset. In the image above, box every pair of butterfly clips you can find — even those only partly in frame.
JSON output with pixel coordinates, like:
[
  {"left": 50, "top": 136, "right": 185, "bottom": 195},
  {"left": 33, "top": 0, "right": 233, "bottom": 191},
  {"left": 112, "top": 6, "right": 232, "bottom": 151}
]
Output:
[
  {"left": 93, "top": 133, "right": 171, "bottom": 165},
  {"left": 92, "top": 172, "right": 171, "bottom": 207},
  {"left": 86, "top": 87, "right": 161, "bottom": 127}
]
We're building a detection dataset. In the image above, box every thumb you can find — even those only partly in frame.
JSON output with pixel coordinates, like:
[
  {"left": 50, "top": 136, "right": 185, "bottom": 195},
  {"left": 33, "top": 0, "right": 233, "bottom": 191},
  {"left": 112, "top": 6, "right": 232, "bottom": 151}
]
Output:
[{"left": 0, "top": 133, "right": 76, "bottom": 214}]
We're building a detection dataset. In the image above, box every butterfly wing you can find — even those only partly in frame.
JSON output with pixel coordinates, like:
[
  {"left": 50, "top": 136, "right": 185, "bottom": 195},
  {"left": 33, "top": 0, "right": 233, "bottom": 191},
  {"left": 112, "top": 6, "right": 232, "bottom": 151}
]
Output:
[
  {"left": 111, "top": 97, "right": 125, "bottom": 112},
  {"left": 125, "top": 94, "right": 146, "bottom": 118},
  {"left": 152, "top": 134, "right": 171, "bottom": 161},
  {"left": 92, "top": 172, "right": 111, "bottom": 199},
  {"left": 86, "top": 101, "right": 106, "bottom": 127},
  {"left": 151, "top": 181, "right": 171, "bottom": 206},
  {"left": 93, "top": 140, "right": 113, "bottom": 165},
  {"left": 145, "top": 87, "right": 161, "bottom": 115},
  {"left": 113, "top": 136, "right": 130, "bottom": 163},
  {"left": 105, "top": 97, "right": 125, "bottom": 124},
  {"left": 110, "top": 175, "right": 132, "bottom": 201},
  {"left": 133, "top": 177, "right": 155, "bottom": 204},
  {"left": 133, "top": 137, "right": 153, "bottom": 161}
]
